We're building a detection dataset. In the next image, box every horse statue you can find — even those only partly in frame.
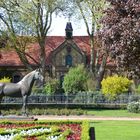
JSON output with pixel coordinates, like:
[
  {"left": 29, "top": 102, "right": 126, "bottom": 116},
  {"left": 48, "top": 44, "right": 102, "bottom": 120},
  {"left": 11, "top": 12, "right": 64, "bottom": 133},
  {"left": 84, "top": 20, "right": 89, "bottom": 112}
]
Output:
[{"left": 0, "top": 69, "right": 44, "bottom": 116}]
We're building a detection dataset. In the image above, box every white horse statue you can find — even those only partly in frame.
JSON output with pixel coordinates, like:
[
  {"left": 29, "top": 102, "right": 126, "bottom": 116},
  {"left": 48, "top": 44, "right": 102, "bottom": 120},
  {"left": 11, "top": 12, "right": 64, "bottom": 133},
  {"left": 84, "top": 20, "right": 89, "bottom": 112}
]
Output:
[{"left": 0, "top": 69, "right": 44, "bottom": 116}]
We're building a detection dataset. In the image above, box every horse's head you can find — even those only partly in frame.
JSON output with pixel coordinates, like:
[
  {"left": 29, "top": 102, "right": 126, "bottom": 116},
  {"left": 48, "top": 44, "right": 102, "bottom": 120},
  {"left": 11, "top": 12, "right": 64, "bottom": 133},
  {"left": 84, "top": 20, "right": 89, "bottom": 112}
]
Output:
[{"left": 34, "top": 69, "right": 44, "bottom": 82}]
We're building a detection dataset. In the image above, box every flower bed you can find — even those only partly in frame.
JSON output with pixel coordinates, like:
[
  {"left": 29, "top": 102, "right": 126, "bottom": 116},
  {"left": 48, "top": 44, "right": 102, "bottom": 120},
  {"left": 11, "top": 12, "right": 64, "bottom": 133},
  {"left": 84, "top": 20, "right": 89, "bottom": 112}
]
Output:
[{"left": 0, "top": 120, "right": 90, "bottom": 140}]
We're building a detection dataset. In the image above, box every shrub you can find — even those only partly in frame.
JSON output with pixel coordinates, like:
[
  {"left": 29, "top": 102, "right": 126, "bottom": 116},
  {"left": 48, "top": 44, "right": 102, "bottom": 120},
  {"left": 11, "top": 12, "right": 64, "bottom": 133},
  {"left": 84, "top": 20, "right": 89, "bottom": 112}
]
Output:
[
  {"left": 0, "top": 77, "right": 11, "bottom": 83},
  {"left": 63, "top": 65, "right": 88, "bottom": 94},
  {"left": 101, "top": 75, "right": 132, "bottom": 99},
  {"left": 127, "top": 101, "right": 140, "bottom": 113},
  {"left": 43, "top": 78, "right": 59, "bottom": 95}
]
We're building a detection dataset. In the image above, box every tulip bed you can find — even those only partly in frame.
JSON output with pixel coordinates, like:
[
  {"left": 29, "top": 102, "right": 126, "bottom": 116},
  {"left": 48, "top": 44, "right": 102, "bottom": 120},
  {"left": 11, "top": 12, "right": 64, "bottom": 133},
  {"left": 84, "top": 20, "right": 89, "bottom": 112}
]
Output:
[{"left": 0, "top": 120, "right": 90, "bottom": 140}]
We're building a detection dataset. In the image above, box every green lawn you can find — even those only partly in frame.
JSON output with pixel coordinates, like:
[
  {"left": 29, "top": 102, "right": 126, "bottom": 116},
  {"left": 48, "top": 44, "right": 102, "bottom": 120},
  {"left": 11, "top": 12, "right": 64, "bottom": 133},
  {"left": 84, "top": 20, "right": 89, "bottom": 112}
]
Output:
[
  {"left": 90, "top": 121, "right": 140, "bottom": 140},
  {"left": 87, "top": 109, "right": 140, "bottom": 117}
]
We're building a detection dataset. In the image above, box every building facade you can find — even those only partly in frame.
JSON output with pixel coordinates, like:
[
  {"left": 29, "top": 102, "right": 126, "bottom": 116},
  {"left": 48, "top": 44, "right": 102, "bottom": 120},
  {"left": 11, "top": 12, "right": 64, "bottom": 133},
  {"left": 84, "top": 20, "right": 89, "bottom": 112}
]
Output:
[{"left": 0, "top": 22, "right": 115, "bottom": 83}]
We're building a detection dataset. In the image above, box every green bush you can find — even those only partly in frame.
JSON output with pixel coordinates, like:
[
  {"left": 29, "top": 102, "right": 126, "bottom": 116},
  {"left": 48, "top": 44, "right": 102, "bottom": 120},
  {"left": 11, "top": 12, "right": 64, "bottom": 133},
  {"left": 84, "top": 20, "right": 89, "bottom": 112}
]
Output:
[
  {"left": 127, "top": 101, "right": 140, "bottom": 113},
  {"left": 0, "top": 77, "right": 11, "bottom": 83},
  {"left": 101, "top": 75, "right": 132, "bottom": 99},
  {"left": 63, "top": 65, "right": 88, "bottom": 94},
  {"left": 43, "top": 78, "right": 59, "bottom": 95}
]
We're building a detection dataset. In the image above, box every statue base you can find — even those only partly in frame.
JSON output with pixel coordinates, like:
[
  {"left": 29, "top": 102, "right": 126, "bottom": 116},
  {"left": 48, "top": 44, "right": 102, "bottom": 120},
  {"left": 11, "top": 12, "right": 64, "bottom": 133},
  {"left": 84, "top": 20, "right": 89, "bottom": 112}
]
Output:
[{"left": 0, "top": 115, "right": 38, "bottom": 121}]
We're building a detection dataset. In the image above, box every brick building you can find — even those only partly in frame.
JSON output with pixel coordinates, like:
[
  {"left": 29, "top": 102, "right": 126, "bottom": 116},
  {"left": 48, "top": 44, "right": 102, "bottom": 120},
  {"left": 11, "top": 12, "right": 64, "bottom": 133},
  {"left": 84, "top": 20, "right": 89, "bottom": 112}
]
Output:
[{"left": 0, "top": 22, "right": 115, "bottom": 83}]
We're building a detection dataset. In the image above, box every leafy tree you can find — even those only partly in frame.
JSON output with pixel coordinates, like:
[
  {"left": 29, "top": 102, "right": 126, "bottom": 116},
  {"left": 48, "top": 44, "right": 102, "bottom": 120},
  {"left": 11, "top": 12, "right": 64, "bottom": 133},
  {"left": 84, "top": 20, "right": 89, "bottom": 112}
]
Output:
[
  {"left": 75, "top": 0, "right": 107, "bottom": 74},
  {"left": 63, "top": 65, "right": 88, "bottom": 94},
  {"left": 100, "top": 0, "right": 140, "bottom": 78},
  {"left": 0, "top": 0, "right": 64, "bottom": 81},
  {"left": 0, "top": 1, "right": 36, "bottom": 69},
  {"left": 101, "top": 75, "right": 132, "bottom": 99},
  {"left": 64, "top": 0, "right": 108, "bottom": 90}
]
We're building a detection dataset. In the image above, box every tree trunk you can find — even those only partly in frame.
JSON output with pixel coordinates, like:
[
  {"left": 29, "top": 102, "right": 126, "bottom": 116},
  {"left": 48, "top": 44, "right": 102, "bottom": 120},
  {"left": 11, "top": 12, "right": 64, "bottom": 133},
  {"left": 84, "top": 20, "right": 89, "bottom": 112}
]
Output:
[
  {"left": 90, "top": 36, "right": 95, "bottom": 74},
  {"left": 39, "top": 40, "right": 46, "bottom": 85},
  {"left": 96, "top": 54, "right": 107, "bottom": 90}
]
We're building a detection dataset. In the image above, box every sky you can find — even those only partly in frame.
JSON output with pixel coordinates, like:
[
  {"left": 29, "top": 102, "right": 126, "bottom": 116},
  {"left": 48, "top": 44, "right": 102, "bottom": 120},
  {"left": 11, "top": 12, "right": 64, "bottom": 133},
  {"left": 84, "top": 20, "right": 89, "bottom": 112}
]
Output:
[
  {"left": 48, "top": 15, "right": 88, "bottom": 36},
  {"left": 0, "top": 11, "right": 88, "bottom": 36}
]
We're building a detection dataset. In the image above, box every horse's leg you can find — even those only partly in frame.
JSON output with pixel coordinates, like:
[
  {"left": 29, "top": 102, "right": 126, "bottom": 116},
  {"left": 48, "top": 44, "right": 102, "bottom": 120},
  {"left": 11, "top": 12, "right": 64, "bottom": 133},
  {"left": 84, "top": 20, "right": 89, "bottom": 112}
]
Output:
[{"left": 22, "top": 95, "right": 28, "bottom": 116}]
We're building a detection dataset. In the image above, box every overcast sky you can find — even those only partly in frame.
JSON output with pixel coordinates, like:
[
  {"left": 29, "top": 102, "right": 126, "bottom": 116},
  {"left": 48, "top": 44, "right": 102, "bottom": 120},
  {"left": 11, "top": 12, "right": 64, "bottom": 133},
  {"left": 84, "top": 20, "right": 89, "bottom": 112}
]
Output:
[{"left": 48, "top": 15, "right": 88, "bottom": 36}]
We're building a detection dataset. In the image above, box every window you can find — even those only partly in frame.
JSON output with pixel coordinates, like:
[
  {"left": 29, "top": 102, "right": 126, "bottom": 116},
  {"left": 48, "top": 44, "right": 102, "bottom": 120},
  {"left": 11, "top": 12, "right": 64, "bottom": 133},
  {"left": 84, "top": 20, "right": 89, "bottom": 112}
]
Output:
[{"left": 65, "top": 54, "right": 72, "bottom": 67}]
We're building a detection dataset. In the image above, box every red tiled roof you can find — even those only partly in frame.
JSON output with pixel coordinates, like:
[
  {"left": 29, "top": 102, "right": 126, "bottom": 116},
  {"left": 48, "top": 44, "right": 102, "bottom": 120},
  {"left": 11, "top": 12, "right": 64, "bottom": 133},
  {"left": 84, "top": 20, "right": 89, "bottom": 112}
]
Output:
[
  {"left": 0, "top": 36, "right": 91, "bottom": 66},
  {"left": 0, "top": 50, "right": 23, "bottom": 66},
  {"left": 0, "top": 36, "right": 115, "bottom": 67}
]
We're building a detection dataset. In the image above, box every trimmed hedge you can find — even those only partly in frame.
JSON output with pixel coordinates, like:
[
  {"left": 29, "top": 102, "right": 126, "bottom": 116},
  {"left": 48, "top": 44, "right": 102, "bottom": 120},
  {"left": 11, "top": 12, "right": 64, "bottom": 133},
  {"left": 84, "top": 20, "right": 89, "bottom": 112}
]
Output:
[
  {"left": 81, "top": 121, "right": 90, "bottom": 140},
  {"left": 1, "top": 108, "right": 87, "bottom": 116}
]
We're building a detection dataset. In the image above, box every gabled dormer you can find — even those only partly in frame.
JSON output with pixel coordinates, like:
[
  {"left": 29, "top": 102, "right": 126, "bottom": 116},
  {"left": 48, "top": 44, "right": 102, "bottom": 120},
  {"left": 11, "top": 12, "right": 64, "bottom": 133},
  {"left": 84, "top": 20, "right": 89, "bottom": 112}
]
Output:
[{"left": 50, "top": 22, "right": 87, "bottom": 79}]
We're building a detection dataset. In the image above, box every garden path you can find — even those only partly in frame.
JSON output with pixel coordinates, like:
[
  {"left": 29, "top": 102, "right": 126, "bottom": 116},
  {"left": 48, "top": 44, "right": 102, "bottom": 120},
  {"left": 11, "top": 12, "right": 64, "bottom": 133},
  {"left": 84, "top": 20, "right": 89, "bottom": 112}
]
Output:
[{"left": 35, "top": 115, "right": 140, "bottom": 121}]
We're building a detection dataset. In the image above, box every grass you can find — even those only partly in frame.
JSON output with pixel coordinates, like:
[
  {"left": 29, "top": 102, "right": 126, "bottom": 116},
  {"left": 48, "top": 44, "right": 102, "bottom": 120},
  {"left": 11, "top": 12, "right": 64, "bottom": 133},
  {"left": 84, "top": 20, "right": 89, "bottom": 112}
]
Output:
[
  {"left": 86, "top": 109, "right": 140, "bottom": 117},
  {"left": 90, "top": 121, "right": 140, "bottom": 140}
]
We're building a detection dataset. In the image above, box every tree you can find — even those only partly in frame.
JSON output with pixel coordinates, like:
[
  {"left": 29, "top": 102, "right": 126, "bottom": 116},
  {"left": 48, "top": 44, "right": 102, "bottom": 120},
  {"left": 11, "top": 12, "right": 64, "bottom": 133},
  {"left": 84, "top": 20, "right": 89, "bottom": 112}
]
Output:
[
  {"left": 64, "top": 0, "right": 108, "bottom": 90},
  {"left": 100, "top": 0, "right": 140, "bottom": 79},
  {"left": 0, "top": 1, "right": 34, "bottom": 70},
  {"left": 75, "top": 0, "right": 107, "bottom": 74},
  {"left": 0, "top": 0, "right": 64, "bottom": 81},
  {"left": 63, "top": 0, "right": 107, "bottom": 74}
]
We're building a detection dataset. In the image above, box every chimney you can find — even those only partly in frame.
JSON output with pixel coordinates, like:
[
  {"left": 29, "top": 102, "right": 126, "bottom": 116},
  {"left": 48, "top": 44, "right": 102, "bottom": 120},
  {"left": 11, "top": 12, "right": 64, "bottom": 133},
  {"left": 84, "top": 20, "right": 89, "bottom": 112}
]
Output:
[{"left": 65, "top": 22, "right": 73, "bottom": 39}]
